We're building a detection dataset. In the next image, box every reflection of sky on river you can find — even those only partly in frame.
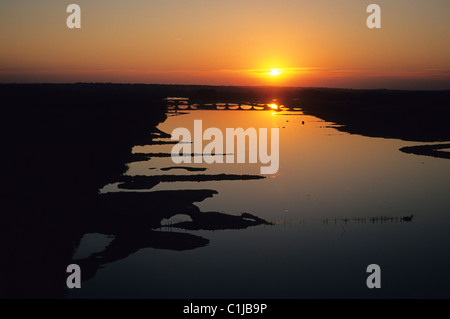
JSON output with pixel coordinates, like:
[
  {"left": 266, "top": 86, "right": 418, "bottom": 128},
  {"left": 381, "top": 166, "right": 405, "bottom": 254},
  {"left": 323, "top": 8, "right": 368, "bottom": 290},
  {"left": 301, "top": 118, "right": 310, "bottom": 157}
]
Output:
[
  {"left": 126, "top": 110, "right": 450, "bottom": 223},
  {"left": 79, "top": 109, "right": 450, "bottom": 299}
]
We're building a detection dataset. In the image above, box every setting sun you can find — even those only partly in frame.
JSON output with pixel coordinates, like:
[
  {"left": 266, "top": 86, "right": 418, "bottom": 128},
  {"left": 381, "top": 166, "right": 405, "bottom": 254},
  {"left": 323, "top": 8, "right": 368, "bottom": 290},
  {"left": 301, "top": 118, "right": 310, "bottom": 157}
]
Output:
[{"left": 269, "top": 69, "right": 281, "bottom": 76}]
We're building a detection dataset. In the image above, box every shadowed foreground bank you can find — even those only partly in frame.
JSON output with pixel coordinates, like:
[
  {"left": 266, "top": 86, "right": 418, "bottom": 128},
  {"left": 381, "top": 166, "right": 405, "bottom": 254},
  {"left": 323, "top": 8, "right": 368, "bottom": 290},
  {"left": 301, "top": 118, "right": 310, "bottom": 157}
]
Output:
[
  {"left": 1, "top": 84, "right": 168, "bottom": 297},
  {"left": 0, "top": 84, "right": 272, "bottom": 298}
]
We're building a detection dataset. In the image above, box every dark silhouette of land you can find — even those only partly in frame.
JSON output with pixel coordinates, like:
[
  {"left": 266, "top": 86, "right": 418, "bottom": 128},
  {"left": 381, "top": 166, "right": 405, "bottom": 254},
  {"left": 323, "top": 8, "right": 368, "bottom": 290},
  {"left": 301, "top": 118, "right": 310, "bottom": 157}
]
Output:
[
  {"left": 1, "top": 83, "right": 449, "bottom": 298},
  {"left": 160, "top": 166, "right": 208, "bottom": 172},
  {"left": 117, "top": 174, "right": 265, "bottom": 190},
  {"left": 0, "top": 83, "right": 272, "bottom": 298},
  {"left": 166, "top": 212, "right": 272, "bottom": 231},
  {"left": 297, "top": 88, "right": 450, "bottom": 142},
  {"left": 129, "top": 152, "right": 233, "bottom": 161},
  {"left": 400, "top": 143, "right": 450, "bottom": 159}
]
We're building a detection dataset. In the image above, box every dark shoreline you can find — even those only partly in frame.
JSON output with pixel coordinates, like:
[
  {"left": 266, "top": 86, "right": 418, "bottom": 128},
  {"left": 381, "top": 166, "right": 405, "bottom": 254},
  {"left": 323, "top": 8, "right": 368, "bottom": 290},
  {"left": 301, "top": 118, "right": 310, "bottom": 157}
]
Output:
[{"left": 400, "top": 143, "right": 450, "bottom": 159}]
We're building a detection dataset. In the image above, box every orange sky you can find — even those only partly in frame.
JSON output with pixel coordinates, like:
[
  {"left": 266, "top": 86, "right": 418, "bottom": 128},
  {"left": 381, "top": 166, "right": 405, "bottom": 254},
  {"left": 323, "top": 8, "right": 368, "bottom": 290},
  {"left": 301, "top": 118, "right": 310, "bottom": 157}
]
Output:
[{"left": 1, "top": 0, "right": 449, "bottom": 89}]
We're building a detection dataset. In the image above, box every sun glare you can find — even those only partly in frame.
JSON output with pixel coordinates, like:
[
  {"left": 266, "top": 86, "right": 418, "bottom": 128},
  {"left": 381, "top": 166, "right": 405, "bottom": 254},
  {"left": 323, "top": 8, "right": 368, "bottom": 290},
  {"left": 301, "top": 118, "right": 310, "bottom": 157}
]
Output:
[
  {"left": 269, "top": 69, "right": 281, "bottom": 76},
  {"left": 269, "top": 103, "right": 279, "bottom": 109}
]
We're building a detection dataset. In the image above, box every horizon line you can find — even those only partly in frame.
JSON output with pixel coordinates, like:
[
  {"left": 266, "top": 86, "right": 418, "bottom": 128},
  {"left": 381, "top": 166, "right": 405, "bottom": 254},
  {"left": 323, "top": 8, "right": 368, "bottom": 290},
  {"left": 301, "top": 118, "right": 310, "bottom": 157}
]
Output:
[{"left": 1, "top": 82, "right": 449, "bottom": 92}]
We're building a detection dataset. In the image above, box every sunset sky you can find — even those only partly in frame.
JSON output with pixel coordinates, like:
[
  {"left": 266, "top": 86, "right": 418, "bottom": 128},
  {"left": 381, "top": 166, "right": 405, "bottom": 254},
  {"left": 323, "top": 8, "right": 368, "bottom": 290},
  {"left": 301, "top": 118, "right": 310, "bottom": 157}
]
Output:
[{"left": 1, "top": 0, "right": 449, "bottom": 89}]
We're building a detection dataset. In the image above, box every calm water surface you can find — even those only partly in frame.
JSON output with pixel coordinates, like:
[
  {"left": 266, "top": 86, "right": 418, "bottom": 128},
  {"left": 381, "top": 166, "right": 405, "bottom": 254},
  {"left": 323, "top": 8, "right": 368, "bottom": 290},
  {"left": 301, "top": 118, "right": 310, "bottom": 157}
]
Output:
[{"left": 70, "top": 109, "right": 450, "bottom": 298}]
